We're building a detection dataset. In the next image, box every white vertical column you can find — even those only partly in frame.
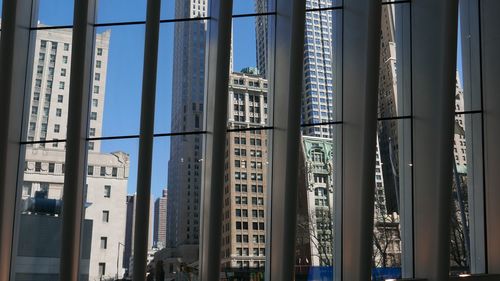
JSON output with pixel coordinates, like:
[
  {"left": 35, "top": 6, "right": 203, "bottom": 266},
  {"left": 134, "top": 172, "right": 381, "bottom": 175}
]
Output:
[
  {"left": 480, "top": 0, "right": 500, "bottom": 274},
  {"left": 394, "top": 3, "right": 414, "bottom": 278},
  {"left": 59, "top": 0, "right": 97, "bottom": 280},
  {"left": 0, "top": 1, "right": 36, "bottom": 281},
  {"left": 337, "top": 0, "right": 382, "bottom": 280},
  {"left": 265, "top": 0, "right": 306, "bottom": 280},
  {"left": 198, "top": 0, "right": 233, "bottom": 280},
  {"left": 132, "top": 0, "right": 161, "bottom": 279},
  {"left": 460, "top": 0, "right": 486, "bottom": 274},
  {"left": 411, "top": 1, "right": 459, "bottom": 280}
]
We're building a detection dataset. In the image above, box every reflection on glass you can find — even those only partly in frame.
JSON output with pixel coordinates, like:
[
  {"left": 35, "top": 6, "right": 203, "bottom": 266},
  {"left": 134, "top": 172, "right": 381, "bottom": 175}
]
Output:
[
  {"left": 449, "top": 92, "right": 471, "bottom": 275},
  {"left": 295, "top": 134, "right": 335, "bottom": 280},
  {"left": 373, "top": 120, "right": 403, "bottom": 280}
]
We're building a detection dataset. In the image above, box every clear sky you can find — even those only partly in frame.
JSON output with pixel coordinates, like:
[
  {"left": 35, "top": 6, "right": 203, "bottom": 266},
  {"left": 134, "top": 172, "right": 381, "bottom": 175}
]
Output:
[
  {"left": 33, "top": 1, "right": 463, "bottom": 200},
  {"left": 36, "top": 0, "right": 259, "bottom": 199}
]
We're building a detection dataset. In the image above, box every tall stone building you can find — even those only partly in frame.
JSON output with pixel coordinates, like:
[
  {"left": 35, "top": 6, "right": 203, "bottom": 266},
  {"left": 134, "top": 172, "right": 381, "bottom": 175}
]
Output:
[
  {"left": 221, "top": 70, "right": 269, "bottom": 270},
  {"left": 166, "top": 0, "right": 208, "bottom": 252},
  {"left": 154, "top": 189, "right": 168, "bottom": 249},
  {"left": 18, "top": 26, "right": 132, "bottom": 279}
]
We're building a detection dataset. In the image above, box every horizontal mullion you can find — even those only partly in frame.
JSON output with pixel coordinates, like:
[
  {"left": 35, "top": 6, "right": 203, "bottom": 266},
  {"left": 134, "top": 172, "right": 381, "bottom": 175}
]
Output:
[
  {"left": 31, "top": 25, "right": 73, "bottom": 30},
  {"left": 300, "top": 121, "right": 342, "bottom": 127},
  {"left": 455, "top": 110, "right": 482, "bottom": 115},
  {"left": 381, "top": 0, "right": 412, "bottom": 5},
  {"left": 305, "top": 6, "right": 343, "bottom": 12},
  {"left": 226, "top": 126, "right": 274, "bottom": 133},
  {"left": 377, "top": 115, "right": 412, "bottom": 121},
  {"left": 232, "top": 11, "right": 276, "bottom": 18}
]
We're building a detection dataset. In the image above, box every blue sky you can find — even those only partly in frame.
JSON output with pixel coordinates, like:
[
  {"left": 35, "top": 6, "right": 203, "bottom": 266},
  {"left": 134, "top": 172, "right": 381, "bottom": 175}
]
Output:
[
  {"left": 35, "top": 1, "right": 463, "bottom": 200},
  {"left": 37, "top": 0, "right": 258, "bottom": 199}
]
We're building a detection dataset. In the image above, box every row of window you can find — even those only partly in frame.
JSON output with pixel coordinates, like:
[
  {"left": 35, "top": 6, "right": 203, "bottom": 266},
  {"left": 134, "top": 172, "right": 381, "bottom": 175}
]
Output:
[
  {"left": 234, "top": 184, "right": 264, "bottom": 193},
  {"left": 235, "top": 247, "right": 266, "bottom": 257},
  {"left": 231, "top": 79, "right": 268, "bottom": 88},
  {"left": 234, "top": 149, "right": 263, "bottom": 157},
  {"left": 235, "top": 234, "right": 266, "bottom": 244},
  {"left": 235, "top": 208, "right": 265, "bottom": 218},
  {"left": 234, "top": 137, "right": 263, "bottom": 146},
  {"left": 235, "top": 196, "right": 265, "bottom": 205},
  {"left": 234, "top": 172, "right": 264, "bottom": 181},
  {"left": 87, "top": 165, "right": 119, "bottom": 178},
  {"left": 235, "top": 221, "right": 265, "bottom": 231}
]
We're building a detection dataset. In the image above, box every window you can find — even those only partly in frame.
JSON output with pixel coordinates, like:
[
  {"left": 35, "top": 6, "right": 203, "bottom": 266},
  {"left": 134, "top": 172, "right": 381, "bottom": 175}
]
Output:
[
  {"left": 102, "top": 211, "right": 109, "bottom": 223},
  {"left": 92, "top": 99, "right": 98, "bottom": 107},
  {"left": 54, "top": 124, "right": 60, "bottom": 133},
  {"left": 98, "top": 263, "right": 106, "bottom": 276},
  {"left": 93, "top": 85, "right": 99, "bottom": 94},
  {"left": 35, "top": 162, "right": 41, "bottom": 172},
  {"left": 64, "top": 43, "right": 69, "bottom": 51},
  {"left": 101, "top": 167, "right": 107, "bottom": 177},
  {"left": 97, "top": 48, "right": 103, "bottom": 56},
  {"left": 95, "top": 73, "right": 100, "bottom": 81},
  {"left": 59, "top": 81, "right": 65, "bottom": 90},
  {"left": 104, "top": 185, "right": 111, "bottom": 197},
  {"left": 57, "top": 95, "right": 63, "bottom": 103},
  {"left": 56, "top": 108, "right": 62, "bottom": 117},
  {"left": 112, "top": 167, "right": 117, "bottom": 177},
  {"left": 61, "top": 68, "right": 66, "bottom": 76},
  {"left": 62, "top": 56, "right": 68, "bottom": 64},
  {"left": 90, "top": 112, "right": 97, "bottom": 120},
  {"left": 100, "top": 237, "right": 108, "bottom": 249},
  {"left": 88, "top": 142, "right": 94, "bottom": 151},
  {"left": 88, "top": 165, "right": 94, "bottom": 176},
  {"left": 96, "top": 60, "right": 101, "bottom": 68},
  {"left": 89, "top": 128, "right": 96, "bottom": 136},
  {"left": 48, "top": 163, "right": 55, "bottom": 173}
]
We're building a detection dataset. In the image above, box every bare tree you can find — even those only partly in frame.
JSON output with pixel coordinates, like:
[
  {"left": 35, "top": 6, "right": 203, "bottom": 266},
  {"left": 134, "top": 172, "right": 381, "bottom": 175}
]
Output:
[{"left": 372, "top": 194, "right": 401, "bottom": 268}]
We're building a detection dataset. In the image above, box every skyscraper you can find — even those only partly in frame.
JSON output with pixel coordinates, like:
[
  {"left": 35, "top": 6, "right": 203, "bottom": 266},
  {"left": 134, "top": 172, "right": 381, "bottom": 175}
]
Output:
[
  {"left": 154, "top": 189, "right": 168, "bottom": 249},
  {"left": 166, "top": 0, "right": 208, "bottom": 251}
]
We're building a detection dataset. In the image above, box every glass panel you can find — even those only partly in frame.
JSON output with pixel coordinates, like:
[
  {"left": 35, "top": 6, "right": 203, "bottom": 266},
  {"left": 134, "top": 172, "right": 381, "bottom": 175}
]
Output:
[
  {"left": 229, "top": 16, "right": 271, "bottom": 128},
  {"left": 372, "top": 119, "right": 409, "bottom": 280},
  {"left": 449, "top": 112, "right": 484, "bottom": 276},
  {"left": 378, "top": 3, "right": 411, "bottom": 119},
  {"left": 161, "top": 0, "right": 209, "bottom": 21},
  {"left": 305, "top": 0, "right": 342, "bottom": 10},
  {"left": 15, "top": 144, "right": 77, "bottom": 280},
  {"left": 91, "top": 25, "right": 145, "bottom": 138},
  {"left": 233, "top": 0, "right": 274, "bottom": 15},
  {"left": 221, "top": 128, "right": 269, "bottom": 279},
  {"left": 96, "top": 0, "right": 147, "bottom": 24},
  {"left": 155, "top": 19, "right": 208, "bottom": 134},
  {"left": 82, "top": 138, "right": 139, "bottom": 280},
  {"left": 295, "top": 124, "right": 339, "bottom": 280},
  {"left": 24, "top": 29, "right": 72, "bottom": 143},
  {"left": 152, "top": 134, "right": 204, "bottom": 280},
  {"left": 302, "top": 9, "right": 338, "bottom": 129},
  {"left": 37, "top": 0, "right": 74, "bottom": 27}
]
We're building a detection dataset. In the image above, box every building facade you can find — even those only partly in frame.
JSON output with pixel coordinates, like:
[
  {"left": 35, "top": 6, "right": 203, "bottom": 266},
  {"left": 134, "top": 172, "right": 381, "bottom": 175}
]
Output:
[
  {"left": 166, "top": 0, "right": 208, "bottom": 251},
  {"left": 154, "top": 189, "right": 168, "bottom": 249},
  {"left": 221, "top": 71, "right": 269, "bottom": 271},
  {"left": 19, "top": 26, "right": 132, "bottom": 280},
  {"left": 22, "top": 148, "right": 129, "bottom": 280}
]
